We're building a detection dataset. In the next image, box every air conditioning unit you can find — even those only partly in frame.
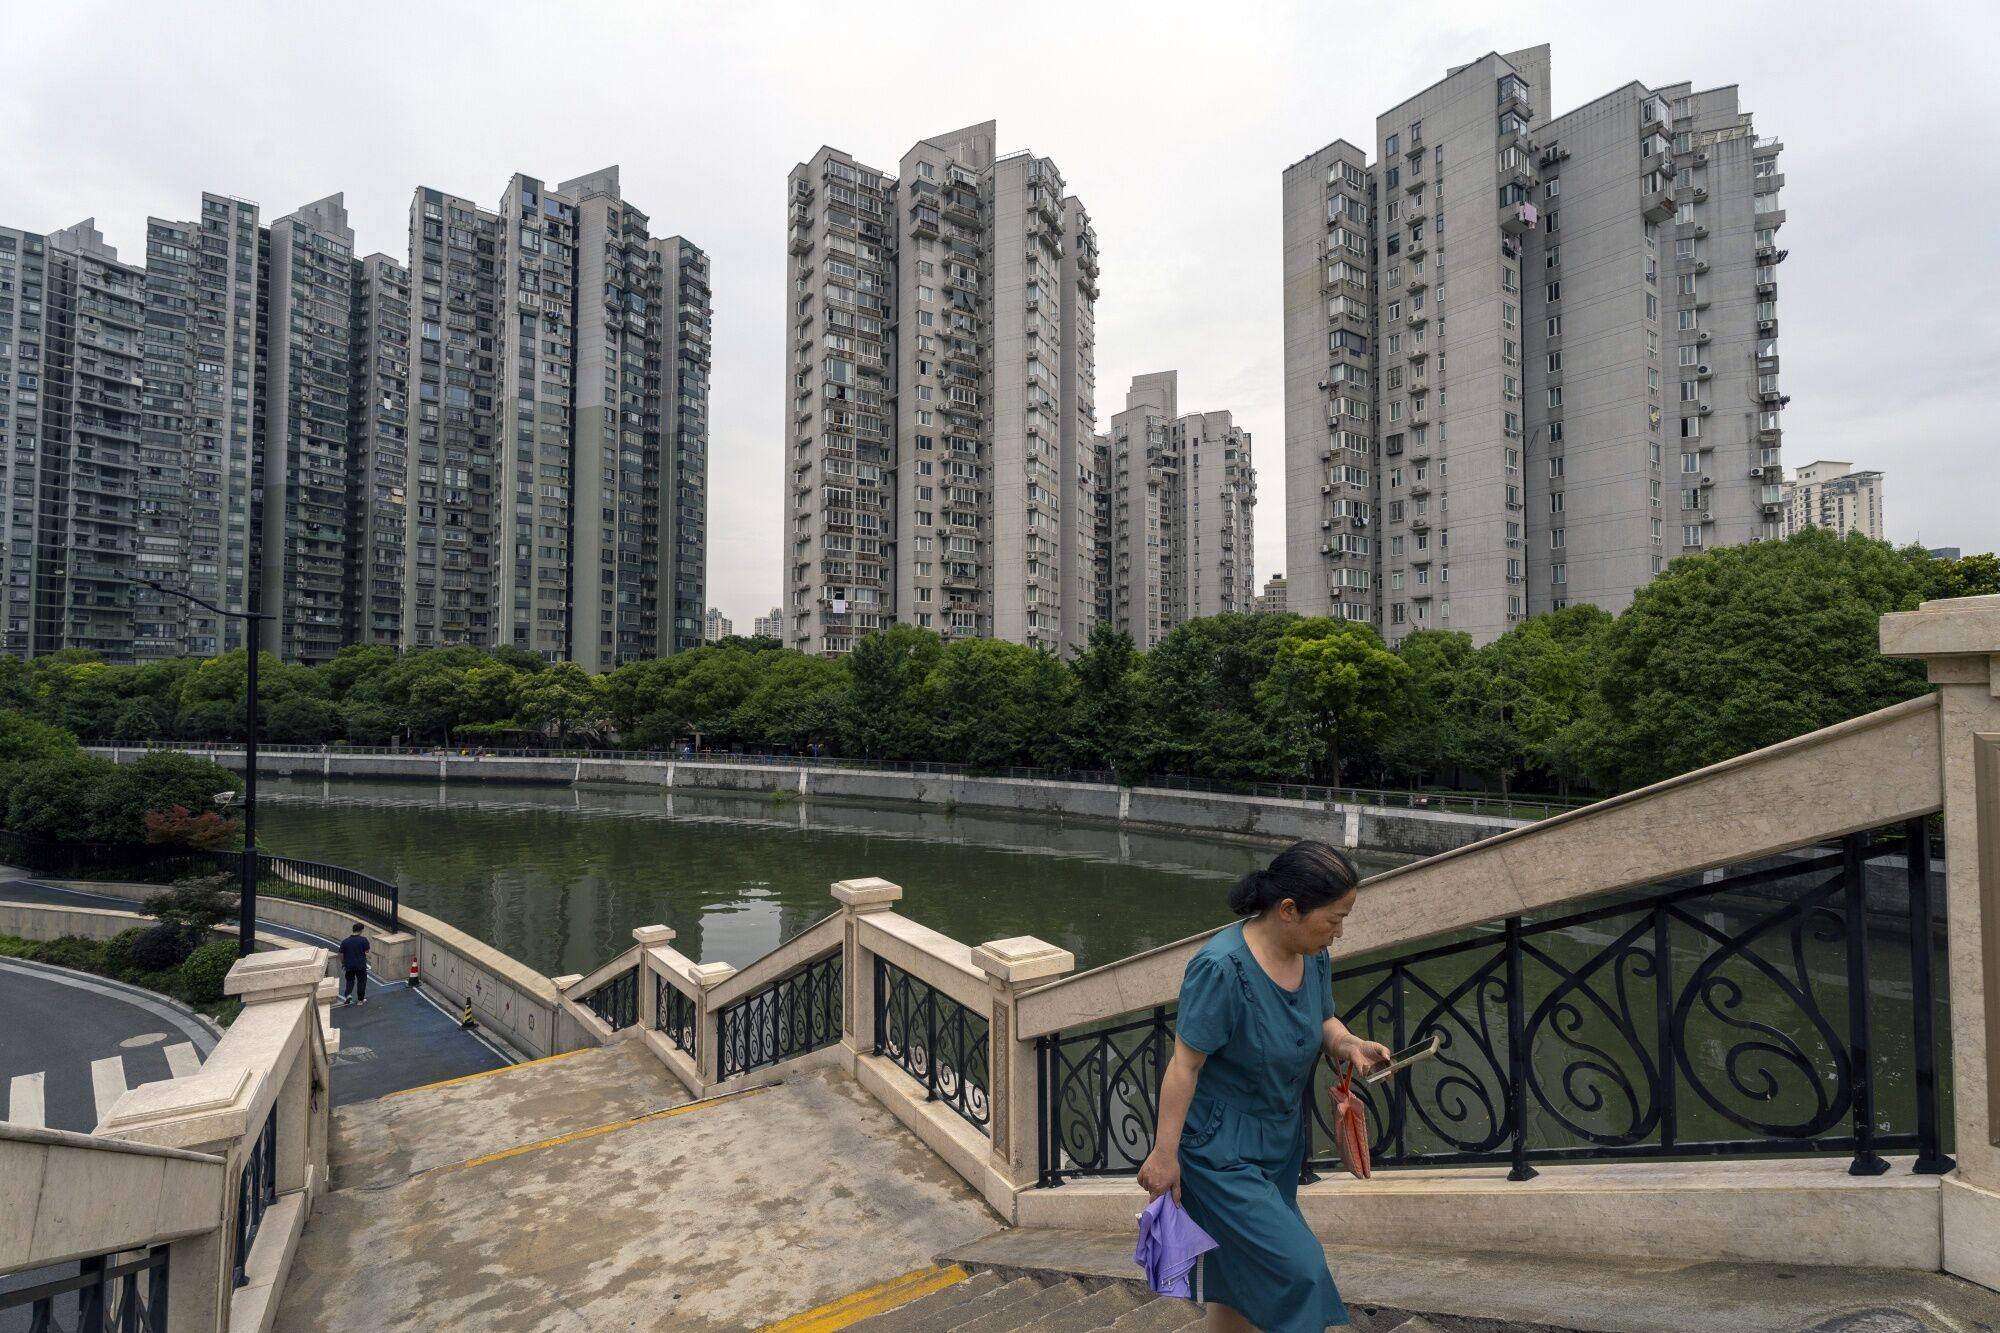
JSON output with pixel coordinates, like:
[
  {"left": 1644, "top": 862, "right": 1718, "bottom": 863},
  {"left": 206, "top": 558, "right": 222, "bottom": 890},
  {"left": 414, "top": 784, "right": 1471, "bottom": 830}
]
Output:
[
  {"left": 1758, "top": 320, "right": 1775, "bottom": 332},
  {"left": 1700, "top": 474, "right": 1714, "bottom": 485},
  {"left": 1320, "top": 543, "right": 1334, "bottom": 555},
  {"left": 1320, "top": 449, "right": 1333, "bottom": 461},
  {"left": 1696, "top": 364, "right": 1710, "bottom": 375},
  {"left": 1701, "top": 510, "right": 1714, "bottom": 522},
  {"left": 1320, "top": 519, "right": 1332, "bottom": 530},
  {"left": 1320, "top": 484, "right": 1332, "bottom": 494}
]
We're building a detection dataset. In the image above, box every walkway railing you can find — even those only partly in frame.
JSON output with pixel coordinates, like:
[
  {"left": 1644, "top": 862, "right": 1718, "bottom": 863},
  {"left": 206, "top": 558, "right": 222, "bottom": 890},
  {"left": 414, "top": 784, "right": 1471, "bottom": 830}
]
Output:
[
  {"left": 233, "top": 1102, "right": 279, "bottom": 1286},
  {"left": 717, "top": 952, "right": 843, "bottom": 1080},
  {"left": 0, "top": 1245, "right": 170, "bottom": 1332},
  {"left": 577, "top": 968, "right": 639, "bottom": 1032},
  {"left": 95, "top": 739, "right": 1594, "bottom": 820},
  {"left": 875, "top": 957, "right": 990, "bottom": 1132},
  {"left": 1036, "top": 818, "right": 1953, "bottom": 1186},
  {"left": 0, "top": 832, "right": 401, "bottom": 932}
]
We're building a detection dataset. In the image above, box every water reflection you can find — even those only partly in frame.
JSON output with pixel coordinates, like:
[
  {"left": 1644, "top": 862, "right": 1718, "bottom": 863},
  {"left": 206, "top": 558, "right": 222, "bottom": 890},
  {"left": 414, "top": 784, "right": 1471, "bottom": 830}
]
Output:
[{"left": 255, "top": 778, "right": 1403, "bottom": 976}]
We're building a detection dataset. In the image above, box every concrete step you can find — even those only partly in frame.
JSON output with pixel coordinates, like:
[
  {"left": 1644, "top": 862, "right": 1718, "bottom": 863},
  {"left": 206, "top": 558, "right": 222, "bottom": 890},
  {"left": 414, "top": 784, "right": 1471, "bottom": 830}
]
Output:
[
  {"left": 850, "top": 1269, "right": 1005, "bottom": 1331},
  {"left": 902, "top": 1276, "right": 1048, "bottom": 1329},
  {"left": 1099, "top": 1297, "right": 1206, "bottom": 1330},
  {"left": 939, "top": 1228, "right": 2000, "bottom": 1333},
  {"left": 956, "top": 1277, "right": 1091, "bottom": 1333},
  {"left": 1015, "top": 1279, "right": 1147, "bottom": 1330}
]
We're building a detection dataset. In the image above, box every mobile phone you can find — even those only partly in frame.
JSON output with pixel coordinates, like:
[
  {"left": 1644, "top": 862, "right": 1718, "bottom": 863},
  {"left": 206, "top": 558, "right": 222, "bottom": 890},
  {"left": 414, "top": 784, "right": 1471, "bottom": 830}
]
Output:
[{"left": 1362, "top": 1031, "right": 1441, "bottom": 1084}]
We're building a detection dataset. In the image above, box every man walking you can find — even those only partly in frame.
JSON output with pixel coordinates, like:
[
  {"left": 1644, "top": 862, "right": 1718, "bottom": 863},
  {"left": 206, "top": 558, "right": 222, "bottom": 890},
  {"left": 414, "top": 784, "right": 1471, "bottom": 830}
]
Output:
[{"left": 339, "top": 924, "right": 371, "bottom": 1005}]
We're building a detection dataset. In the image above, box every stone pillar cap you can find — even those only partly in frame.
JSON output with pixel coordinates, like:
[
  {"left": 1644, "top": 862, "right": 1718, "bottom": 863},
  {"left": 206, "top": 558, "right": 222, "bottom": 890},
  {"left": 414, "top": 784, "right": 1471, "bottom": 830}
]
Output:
[
  {"left": 1881, "top": 594, "right": 2000, "bottom": 658},
  {"left": 632, "top": 924, "right": 677, "bottom": 946},
  {"left": 688, "top": 961, "right": 736, "bottom": 988},
  {"left": 552, "top": 973, "right": 585, "bottom": 991},
  {"left": 832, "top": 877, "right": 903, "bottom": 910},
  {"left": 972, "top": 936, "right": 1075, "bottom": 985},
  {"left": 225, "top": 946, "right": 329, "bottom": 1003}
]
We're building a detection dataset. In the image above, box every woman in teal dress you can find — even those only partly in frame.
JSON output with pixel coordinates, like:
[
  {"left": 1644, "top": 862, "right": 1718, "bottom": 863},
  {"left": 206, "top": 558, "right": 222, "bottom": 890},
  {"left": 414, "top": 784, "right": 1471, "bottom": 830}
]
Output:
[{"left": 1138, "top": 840, "right": 1389, "bottom": 1332}]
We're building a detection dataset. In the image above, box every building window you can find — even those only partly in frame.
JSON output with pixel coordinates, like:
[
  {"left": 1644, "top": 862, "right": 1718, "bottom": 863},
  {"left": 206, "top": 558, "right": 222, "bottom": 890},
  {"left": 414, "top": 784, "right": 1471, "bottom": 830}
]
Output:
[
  {"left": 1549, "top": 456, "right": 1565, "bottom": 478},
  {"left": 1545, "top": 282, "right": 1561, "bottom": 302},
  {"left": 1552, "top": 527, "right": 1566, "bottom": 549},
  {"left": 1681, "top": 452, "right": 1700, "bottom": 474},
  {"left": 1551, "top": 563, "right": 1566, "bottom": 584},
  {"left": 1684, "top": 524, "right": 1704, "bottom": 547},
  {"left": 1550, "top": 491, "right": 1564, "bottom": 513},
  {"left": 1547, "top": 387, "right": 1563, "bottom": 408}
]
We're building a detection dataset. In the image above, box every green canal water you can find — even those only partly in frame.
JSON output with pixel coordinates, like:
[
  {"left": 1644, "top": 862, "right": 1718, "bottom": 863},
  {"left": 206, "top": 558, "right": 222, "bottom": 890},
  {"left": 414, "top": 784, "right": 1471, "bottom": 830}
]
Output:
[{"left": 254, "top": 777, "right": 1400, "bottom": 976}]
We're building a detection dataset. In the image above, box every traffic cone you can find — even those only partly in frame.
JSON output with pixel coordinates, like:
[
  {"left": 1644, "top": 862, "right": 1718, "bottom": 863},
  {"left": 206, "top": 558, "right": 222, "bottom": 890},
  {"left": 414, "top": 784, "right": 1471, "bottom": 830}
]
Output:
[{"left": 408, "top": 956, "right": 420, "bottom": 988}]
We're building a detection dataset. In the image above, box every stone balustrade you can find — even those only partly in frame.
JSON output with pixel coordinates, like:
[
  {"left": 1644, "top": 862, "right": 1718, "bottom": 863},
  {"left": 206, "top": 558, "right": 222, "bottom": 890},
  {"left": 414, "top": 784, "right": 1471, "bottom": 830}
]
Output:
[{"left": 1, "top": 945, "right": 336, "bottom": 1331}]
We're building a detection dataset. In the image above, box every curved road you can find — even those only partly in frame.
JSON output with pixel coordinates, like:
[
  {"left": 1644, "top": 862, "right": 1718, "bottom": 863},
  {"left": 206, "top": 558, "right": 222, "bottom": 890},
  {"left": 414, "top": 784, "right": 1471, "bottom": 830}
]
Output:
[{"left": 0, "top": 955, "right": 218, "bottom": 1133}]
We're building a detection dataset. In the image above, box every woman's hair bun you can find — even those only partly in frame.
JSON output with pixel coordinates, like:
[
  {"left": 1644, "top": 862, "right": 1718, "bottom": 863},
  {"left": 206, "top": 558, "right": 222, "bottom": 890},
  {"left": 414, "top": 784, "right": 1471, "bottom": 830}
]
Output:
[{"left": 1226, "top": 841, "right": 1360, "bottom": 918}]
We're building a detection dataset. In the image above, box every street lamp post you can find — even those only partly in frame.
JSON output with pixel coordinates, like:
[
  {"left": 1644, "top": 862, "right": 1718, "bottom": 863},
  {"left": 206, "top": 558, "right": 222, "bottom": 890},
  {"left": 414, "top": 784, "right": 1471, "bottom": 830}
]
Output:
[{"left": 136, "top": 578, "right": 270, "bottom": 956}]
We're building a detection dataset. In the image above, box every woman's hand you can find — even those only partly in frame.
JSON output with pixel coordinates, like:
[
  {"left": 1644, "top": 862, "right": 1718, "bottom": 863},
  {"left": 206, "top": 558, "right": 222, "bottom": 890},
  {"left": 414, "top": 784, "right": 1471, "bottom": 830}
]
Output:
[
  {"left": 1137, "top": 1146, "right": 1181, "bottom": 1205},
  {"left": 1335, "top": 1032, "right": 1394, "bottom": 1078}
]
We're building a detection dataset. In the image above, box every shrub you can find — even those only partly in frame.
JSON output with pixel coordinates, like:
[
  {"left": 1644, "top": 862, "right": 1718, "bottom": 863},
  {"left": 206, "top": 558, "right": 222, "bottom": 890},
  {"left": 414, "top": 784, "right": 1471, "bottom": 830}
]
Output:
[
  {"left": 28, "top": 936, "right": 107, "bottom": 972},
  {"left": 100, "top": 926, "right": 145, "bottom": 977},
  {"left": 142, "top": 881, "right": 235, "bottom": 934},
  {"left": 177, "top": 939, "right": 238, "bottom": 1005},
  {"left": 129, "top": 922, "right": 196, "bottom": 973}
]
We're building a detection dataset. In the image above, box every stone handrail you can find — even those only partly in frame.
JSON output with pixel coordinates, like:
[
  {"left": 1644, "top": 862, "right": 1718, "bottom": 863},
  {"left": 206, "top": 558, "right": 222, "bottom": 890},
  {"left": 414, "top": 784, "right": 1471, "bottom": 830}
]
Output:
[
  {"left": 704, "top": 912, "right": 844, "bottom": 1010},
  {"left": 1, "top": 945, "right": 338, "bottom": 1331},
  {"left": 1013, "top": 692, "right": 1943, "bottom": 1040}
]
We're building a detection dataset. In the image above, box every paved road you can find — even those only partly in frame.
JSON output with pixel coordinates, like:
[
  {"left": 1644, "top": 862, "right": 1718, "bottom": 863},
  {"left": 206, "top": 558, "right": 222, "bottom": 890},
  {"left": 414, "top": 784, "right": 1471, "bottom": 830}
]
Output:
[
  {"left": 0, "top": 876, "right": 511, "bottom": 1109},
  {"left": 0, "top": 956, "right": 218, "bottom": 1133}
]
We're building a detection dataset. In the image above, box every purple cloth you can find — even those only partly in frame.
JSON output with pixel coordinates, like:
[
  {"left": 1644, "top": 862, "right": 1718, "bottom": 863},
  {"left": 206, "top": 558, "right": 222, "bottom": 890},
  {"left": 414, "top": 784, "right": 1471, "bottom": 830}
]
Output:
[{"left": 1134, "top": 1194, "right": 1219, "bottom": 1299}]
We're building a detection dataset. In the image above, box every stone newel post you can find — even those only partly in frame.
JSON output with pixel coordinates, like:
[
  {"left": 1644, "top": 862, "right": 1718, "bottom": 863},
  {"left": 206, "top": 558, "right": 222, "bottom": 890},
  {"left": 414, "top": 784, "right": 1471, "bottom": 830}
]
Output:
[
  {"left": 632, "top": 924, "right": 676, "bottom": 1029},
  {"left": 689, "top": 959, "right": 736, "bottom": 1086},
  {"left": 1881, "top": 592, "right": 2000, "bottom": 1290},
  {"left": 832, "top": 877, "right": 903, "bottom": 1058},
  {"left": 971, "top": 936, "right": 1074, "bottom": 1191}
]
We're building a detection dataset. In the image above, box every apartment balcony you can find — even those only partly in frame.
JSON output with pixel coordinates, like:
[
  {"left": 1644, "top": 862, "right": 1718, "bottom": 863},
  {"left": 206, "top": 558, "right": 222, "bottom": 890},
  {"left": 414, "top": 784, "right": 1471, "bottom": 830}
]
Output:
[
  {"left": 1757, "top": 276, "right": 1778, "bottom": 298},
  {"left": 1406, "top": 236, "right": 1430, "bottom": 262},
  {"left": 1407, "top": 344, "right": 1429, "bottom": 363},
  {"left": 788, "top": 225, "right": 812, "bottom": 255},
  {"left": 1499, "top": 202, "right": 1538, "bottom": 235},
  {"left": 1498, "top": 85, "right": 1534, "bottom": 121},
  {"left": 1406, "top": 271, "right": 1428, "bottom": 293},
  {"left": 1406, "top": 308, "right": 1429, "bottom": 330},
  {"left": 1756, "top": 244, "right": 1790, "bottom": 264},
  {"left": 1642, "top": 190, "right": 1676, "bottom": 224}
]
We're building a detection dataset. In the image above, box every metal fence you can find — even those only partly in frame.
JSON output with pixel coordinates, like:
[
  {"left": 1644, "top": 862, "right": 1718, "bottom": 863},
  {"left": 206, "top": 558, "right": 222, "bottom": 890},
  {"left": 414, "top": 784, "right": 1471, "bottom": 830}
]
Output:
[
  {"left": 0, "top": 1245, "right": 169, "bottom": 1332},
  {"left": 875, "top": 957, "right": 990, "bottom": 1134},
  {"left": 96, "top": 740, "right": 1594, "bottom": 820},
  {"left": 0, "top": 832, "right": 402, "bottom": 933},
  {"left": 716, "top": 952, "right": 843, "bottom": 1080},
  {"left": 656, "top": 975, "right": 697, "bottom": 1055},
  {"left": 1037, "top": 819, "right": 1953, "bottom": 1187},
  {"left": 233, "top": 1102, "right": 278, "bottom": 1287},
  {"left": 577, "top": 968, "right": 639, "bottom": 1032}
]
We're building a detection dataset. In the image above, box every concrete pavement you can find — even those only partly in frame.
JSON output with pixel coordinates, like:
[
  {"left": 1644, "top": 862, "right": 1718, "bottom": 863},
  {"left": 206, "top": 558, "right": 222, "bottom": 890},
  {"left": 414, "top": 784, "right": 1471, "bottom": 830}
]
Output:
[{"left": 277, "top": 1043, "right": 1001, "bottom": 1331}]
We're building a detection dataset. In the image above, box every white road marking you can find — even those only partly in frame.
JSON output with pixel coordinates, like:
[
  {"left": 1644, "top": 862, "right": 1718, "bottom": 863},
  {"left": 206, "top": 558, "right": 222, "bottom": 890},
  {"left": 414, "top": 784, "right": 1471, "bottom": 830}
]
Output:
[
  {"left": 164, "top": 1042, "right": 201, "bottom": 1078},
  {"left": 91, "top": 1056, "right": 127, "bottom": 1125},
  {"left": 120, "top": 1031, "right": 169, "bottom": 1049},
  {"left": 7, "top": 1072, "right": 45, "bottom": 1128}
]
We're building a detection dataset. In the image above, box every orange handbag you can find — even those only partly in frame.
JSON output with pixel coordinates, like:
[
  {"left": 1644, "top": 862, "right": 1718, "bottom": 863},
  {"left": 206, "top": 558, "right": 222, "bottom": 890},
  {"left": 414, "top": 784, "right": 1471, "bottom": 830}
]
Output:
[{"left": 1329, "top": 1063, "right": 1372, "bottom": 1179}]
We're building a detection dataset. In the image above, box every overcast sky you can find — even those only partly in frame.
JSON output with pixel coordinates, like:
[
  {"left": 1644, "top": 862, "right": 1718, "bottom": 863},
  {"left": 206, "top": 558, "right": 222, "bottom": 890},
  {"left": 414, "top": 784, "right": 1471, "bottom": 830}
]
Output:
[{"left": 8, "top": 1, "right": 1996, "bottom": 627}]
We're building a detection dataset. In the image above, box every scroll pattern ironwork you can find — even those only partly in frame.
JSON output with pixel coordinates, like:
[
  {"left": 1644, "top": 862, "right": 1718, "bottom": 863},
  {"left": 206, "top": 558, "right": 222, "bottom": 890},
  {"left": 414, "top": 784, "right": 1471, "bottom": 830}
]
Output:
[
  {"left": 234, "top": 1102, "right": 278, "bottom": 1286},
  {"left": 579, "top": 968, "right": 639, "bottom": 1031},
  {"left": 656, "top": 973, "right": 697, "bottom": 1055},
  {"left": 716, "top": 952, "right": 843, "bottom": 1079},
  {"left": 874, "top": 957, "right": 991, "bottom": 1133},
  {"left": 1039, "top": 823, "right": 1952, "bottom": 1187},
  {"left": 0, "top": 1246, "right": 169, "bottom": 1331}
]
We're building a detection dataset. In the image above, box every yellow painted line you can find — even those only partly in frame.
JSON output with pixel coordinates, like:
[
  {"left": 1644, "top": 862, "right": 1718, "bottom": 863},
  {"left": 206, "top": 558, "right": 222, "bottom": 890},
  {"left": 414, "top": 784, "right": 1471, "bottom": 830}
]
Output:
[
  {"left": 760, "top": 1264, "right": 968, "bottom": 1332},
  {"left": 435, "top": 1085, "right": 772, "bottom": 1174},
  {"left": 381, "top": 1045, "right": 597, "bottom": 1098}
]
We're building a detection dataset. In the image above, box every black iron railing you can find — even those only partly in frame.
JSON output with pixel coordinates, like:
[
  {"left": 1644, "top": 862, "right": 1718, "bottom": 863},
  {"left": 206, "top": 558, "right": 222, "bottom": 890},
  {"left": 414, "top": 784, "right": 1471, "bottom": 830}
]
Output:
[
  {"left": 656, "top": 974, "right": 697, "bottom": 1055},
  {"left": 578, "top": 968, "right": 639, "bottom": 1031},
  {"left": 0, "top": 832, "right": 401, "bottom": 932},
  {"left": 875, "top": 957, "right": 990, "bottom": 1134},
  {"left": 1037, "top": 821, "right": 1953, "bottom": 1187},
  {"left": 233, "top": 1102, "right": 278, "bottom": 1286},
  {"left": 716, "top": 952, "right": 842, "bottom": 1079},
  {"left": 0, "top": 1245, "right": 169, "bottom": 1331}
]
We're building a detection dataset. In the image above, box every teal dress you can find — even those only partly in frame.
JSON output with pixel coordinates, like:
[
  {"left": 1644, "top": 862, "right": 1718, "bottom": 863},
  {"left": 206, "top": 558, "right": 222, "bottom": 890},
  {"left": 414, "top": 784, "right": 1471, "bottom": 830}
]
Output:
[{"left": 1175, "top": 922, "right": 1346, "bottom": 1331}]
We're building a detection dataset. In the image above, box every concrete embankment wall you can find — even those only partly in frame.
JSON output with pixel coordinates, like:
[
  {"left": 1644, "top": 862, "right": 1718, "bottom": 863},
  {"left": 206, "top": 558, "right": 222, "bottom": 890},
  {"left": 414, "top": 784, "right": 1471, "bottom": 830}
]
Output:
[{"left": 94, "top": 748, "right": 1520, "bottom": 857}]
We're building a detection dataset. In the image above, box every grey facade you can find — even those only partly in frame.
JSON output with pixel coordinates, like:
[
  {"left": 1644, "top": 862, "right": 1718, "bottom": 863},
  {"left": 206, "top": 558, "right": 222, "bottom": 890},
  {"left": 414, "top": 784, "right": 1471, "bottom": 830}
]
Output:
[
  {"left": 1103, "top": 372, "right": 1257, "bottom": 649},
  {"left": 1282, "top": 45, "right": 1787, "bottom": 645},
  {"left": 347, "top": 251, "right": 410, "bottom": 647},
  {"left": 785, "top": 122, "right": 1098, "bottom": 656},
  {"left": 3, "top": 168, "right": 706, "bottom": 670},
  {"left": 0, "top": 222, "right": 145, "bottom": 660},
  {"left": 260, "top": 195, "right": 355, "bottom": 665}
]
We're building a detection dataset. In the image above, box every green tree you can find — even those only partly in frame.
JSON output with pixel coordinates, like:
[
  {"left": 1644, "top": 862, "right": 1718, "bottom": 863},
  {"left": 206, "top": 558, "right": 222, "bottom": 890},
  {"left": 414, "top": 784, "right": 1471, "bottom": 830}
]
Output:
[
  {"left": 1927, "top": 550, "right": 2000, "bottom": 601},
  {"left": 1378, "top": 630, "right": 1474, "bottom": 786},
  {"left": 1256, "top": 620, "right": 1409, "bottom": 784},
  {"left": 1588, "top": 528, "right": 1931, "bottom": 789},
  {"left": 516, "top": 662, "right": 603, "bottom": 744},
  {"left": 843, "top": 625, "right": 943, "bottom": 760},
  {"left": 730, "top": 654, "right": 846, "bottom": 753},
  {"left": 1064, "top": 624, "right": 1142, "bottom": 776},
  {"left": 927, "top": 639, "right": 1072, "bottom": 769}
]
